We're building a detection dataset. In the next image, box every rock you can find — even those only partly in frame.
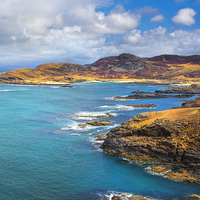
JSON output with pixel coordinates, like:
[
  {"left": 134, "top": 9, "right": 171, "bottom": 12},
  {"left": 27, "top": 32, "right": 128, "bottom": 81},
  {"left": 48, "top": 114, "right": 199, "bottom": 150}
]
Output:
[
  {"left": 187, "top": 194, "right": 200, "bottom": 199},
  {"left": 60, "top": 84, "right": 73, "bottom": 88},
  {"left": 155, "top": 86, "right": 200, "bottom": 94},
  {"left": 149, "top": 165, "right": 171, "bottom": 175},
  {"left": 181, "top": 97, "right": 200, "bottom": 108},
  {"left": 110, "top": 193, "right": 157, "bottom": 200},
  {"left": 165, "top": 168, "right": 200, "bottom": 184},
  {"left": 86, "top": 120, "right": 111, "bottom": 126},
  {"left": 94, "top": 133, "right": 108, "bottom": 141},
  {"left": 112, "top": 93, "right": 193, "bottom": 100},
  {"left": 125, "top": 104, "right": 157, "bottom": 108},
  {"left": 147, "top": 165, "right": 200, "bottom": 184},
  {"left": 78, "top": 124, "right": 87, "bottom": 129},
  {"left": 131, "top": 90, "right": 150, "bottom": 94}
]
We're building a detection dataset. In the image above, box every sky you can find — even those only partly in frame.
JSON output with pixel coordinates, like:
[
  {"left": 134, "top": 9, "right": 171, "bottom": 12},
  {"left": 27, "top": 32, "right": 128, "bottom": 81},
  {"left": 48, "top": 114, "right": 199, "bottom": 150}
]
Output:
[{"left": 0, "top": 0, "right": 200, "bottom": 70}]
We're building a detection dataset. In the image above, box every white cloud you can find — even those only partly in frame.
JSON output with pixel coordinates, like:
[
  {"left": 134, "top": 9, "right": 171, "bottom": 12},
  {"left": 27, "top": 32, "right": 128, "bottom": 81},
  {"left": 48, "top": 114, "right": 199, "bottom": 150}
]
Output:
[
  {"left": 172, "top": 8, "right": 197, "bottom": 26},
  {"left": 150, "top": 14, "right": 165, "bottom": 22},
  {"left": 114, "top": 27, "right": 200, "bottom": 57}
]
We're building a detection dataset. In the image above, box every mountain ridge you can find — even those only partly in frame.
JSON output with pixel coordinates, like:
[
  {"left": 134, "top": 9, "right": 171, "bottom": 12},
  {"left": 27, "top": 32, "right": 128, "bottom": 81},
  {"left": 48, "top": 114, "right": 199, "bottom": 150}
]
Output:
[{"left": 0, "top": 53, "right": 199, "bottom": 85}]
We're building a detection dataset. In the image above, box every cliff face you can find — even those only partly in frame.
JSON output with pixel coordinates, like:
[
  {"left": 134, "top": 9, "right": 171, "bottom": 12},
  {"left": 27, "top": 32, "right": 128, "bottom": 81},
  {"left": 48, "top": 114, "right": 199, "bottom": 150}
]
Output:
[{"left": 0, "top": 53, "right": 200, "bottom": 84}]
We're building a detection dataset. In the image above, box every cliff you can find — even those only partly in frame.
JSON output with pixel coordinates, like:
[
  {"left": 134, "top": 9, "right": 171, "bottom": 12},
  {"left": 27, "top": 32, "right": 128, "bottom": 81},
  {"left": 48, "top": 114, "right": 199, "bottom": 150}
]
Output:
[
  {"left": 100, "top": 98, "right": 200, "bottom": 183},
  {"left": 0, "top": 53, "right": 200, "bottom": 85}
]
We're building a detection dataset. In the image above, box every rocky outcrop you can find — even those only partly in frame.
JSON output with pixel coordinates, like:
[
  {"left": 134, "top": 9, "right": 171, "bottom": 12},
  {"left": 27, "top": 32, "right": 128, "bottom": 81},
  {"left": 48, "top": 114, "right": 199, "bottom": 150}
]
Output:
[
  {"left": 125, "top": 104, "right": 157, "bottom": 108},
  {"left": 147, "top": 165, "right": 200, "bottom": 184},
  {"left": 89, "top": 53, "right": 149, "bottom": 72},
  {"left": 155, "top": 86, "right": 200, "bottom": 94},
  {"left": 100, "top": 98, "right": 200, "bottom": 183},
  {"left": 86, "top": 120, "right": 111, "bottom": 126},
  {"left": 112, "top": 92, "right": 193, "bottom": 100},
  {"left": 188, "top": 194, "right": 200, "bottom": 199},
  {"left": 110, "top": 193, "right": 157, "bottom": 200},
  {"left": 181, "top": 97, "right": 200, "bottom": 108}
]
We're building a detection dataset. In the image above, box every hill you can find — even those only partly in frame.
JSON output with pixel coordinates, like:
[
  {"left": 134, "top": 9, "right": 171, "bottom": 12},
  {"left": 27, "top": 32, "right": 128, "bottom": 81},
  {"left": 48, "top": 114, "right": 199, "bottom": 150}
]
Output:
[{"left": 0, "top": 53, "right": 200, "bottom": 85}]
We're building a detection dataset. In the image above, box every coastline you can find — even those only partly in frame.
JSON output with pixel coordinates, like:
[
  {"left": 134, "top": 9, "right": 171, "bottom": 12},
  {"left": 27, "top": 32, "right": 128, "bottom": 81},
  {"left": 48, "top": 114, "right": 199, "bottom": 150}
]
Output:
[{"left": 0, "top": 77, "right": 200, "bottom": 86}]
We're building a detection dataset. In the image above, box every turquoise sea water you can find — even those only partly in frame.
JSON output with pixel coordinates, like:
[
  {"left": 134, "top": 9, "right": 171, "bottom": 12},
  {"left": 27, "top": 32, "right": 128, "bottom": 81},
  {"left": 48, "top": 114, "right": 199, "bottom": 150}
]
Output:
[{"left": 0, "top": 82, "right": 199, "bottom": 200}]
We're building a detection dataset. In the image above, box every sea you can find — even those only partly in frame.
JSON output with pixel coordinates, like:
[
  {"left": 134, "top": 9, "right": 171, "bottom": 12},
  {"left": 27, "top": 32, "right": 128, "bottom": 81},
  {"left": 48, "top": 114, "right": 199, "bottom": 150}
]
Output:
[{"left": 0, "top": 82, "right": 199, "bottom": 200}]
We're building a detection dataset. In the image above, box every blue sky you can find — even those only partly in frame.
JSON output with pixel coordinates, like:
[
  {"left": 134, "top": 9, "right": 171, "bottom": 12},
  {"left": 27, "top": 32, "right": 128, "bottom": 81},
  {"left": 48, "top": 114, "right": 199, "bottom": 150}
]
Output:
[{"left": 0, "top": 0, "right": 200, "bottom": 70}]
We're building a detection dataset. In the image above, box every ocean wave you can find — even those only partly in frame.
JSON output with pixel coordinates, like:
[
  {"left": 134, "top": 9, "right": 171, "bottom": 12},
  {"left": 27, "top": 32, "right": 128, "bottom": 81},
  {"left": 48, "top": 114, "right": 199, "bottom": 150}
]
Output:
[
  {"left": 98, "top": 191, "right": 157, "bottom": 200},
  {"left": 70, "top": 133, "right": 81, "bottom": 136},
  {"left": 50, "top": 86, "right": 60, "bottom": 89},
  {"left": 0, "top": 89, "right": 11, "bottom": 92},
  {"left": 99, "top": 104, "right": 135, "bottom": 111},
  {"left": 61, "top": 121, "right": 99, "bottom": 131},
  {"left": 73, "top": 111, "right": 117, "bottom": 120},
  {"left": 101, "top": 191, "right": 133, "bottom": 200}
]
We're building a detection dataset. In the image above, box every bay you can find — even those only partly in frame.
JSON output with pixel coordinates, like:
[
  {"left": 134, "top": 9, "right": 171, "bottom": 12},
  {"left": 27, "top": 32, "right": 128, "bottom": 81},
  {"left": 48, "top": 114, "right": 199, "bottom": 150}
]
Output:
[{"left": 0, "top": 83, "right": 199, "bottom": 200}]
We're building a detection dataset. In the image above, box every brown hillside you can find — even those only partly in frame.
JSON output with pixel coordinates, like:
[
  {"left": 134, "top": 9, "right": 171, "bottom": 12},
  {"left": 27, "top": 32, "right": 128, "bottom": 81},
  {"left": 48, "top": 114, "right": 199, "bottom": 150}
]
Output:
[{"left": 0, "top": 53, "right": 200, "bottom": 85}]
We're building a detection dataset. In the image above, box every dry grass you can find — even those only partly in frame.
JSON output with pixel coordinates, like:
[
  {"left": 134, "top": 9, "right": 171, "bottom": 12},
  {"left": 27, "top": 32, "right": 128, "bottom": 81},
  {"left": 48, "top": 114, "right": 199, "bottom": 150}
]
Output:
[{"left": 130, "top": 107, "right": 200, "bottom": 129}]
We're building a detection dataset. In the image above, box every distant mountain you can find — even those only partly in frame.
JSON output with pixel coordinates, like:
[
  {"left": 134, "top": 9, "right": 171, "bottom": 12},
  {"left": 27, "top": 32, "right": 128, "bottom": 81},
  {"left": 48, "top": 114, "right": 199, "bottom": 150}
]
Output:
[{"left": 0, "top": 53, "right": 199, "bottom": 85}]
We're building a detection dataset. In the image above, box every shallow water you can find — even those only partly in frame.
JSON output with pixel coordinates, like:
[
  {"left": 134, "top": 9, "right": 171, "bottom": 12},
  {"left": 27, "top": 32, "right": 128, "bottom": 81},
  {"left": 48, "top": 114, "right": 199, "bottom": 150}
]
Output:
[{"left": 0, "top": 83, "right": 199, "bottom": 200}]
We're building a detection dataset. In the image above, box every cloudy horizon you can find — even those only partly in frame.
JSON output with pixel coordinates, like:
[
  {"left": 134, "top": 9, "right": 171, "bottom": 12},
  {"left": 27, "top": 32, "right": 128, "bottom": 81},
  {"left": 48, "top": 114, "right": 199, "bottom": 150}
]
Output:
[{"left": 0, "top": 0, "right": 200, "bottom": 70}]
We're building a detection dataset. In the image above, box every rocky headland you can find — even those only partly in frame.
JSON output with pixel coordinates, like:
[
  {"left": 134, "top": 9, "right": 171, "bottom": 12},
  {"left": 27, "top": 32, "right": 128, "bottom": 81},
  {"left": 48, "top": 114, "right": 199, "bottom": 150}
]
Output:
[{"left": 98, "top": 97, "right": 200, "bottom": 184}]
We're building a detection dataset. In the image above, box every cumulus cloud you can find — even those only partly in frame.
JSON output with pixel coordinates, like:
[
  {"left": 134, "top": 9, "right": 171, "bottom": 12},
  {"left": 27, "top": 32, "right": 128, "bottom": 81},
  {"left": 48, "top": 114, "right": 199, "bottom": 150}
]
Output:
[
  {"left": 115, "top": 26, "right": 200, "bottom": 57},
  {"left": 172, "top": 8, "right": 197, "bottom": 26},
  {"left": 150, "top": 14, "right": 165, "bottom": 22}
]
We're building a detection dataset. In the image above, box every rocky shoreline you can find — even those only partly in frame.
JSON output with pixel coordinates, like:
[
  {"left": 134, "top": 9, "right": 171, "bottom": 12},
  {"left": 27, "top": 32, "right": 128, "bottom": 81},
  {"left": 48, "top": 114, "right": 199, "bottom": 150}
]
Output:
[{"left": 96, "top": 97, "right": 200, "bottom": 184}]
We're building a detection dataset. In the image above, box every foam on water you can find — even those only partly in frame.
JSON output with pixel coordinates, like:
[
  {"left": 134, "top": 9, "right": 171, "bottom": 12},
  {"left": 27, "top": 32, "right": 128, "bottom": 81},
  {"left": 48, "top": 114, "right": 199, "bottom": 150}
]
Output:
[
  {"left": 73, "top": 111, "right": 117, "bottom": 120},
  {"left": 61, "top": 121, "right": 99, "bottom": 131},
  {"left": 99, "top": 104, "right": 135, "bottom": 111}
]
